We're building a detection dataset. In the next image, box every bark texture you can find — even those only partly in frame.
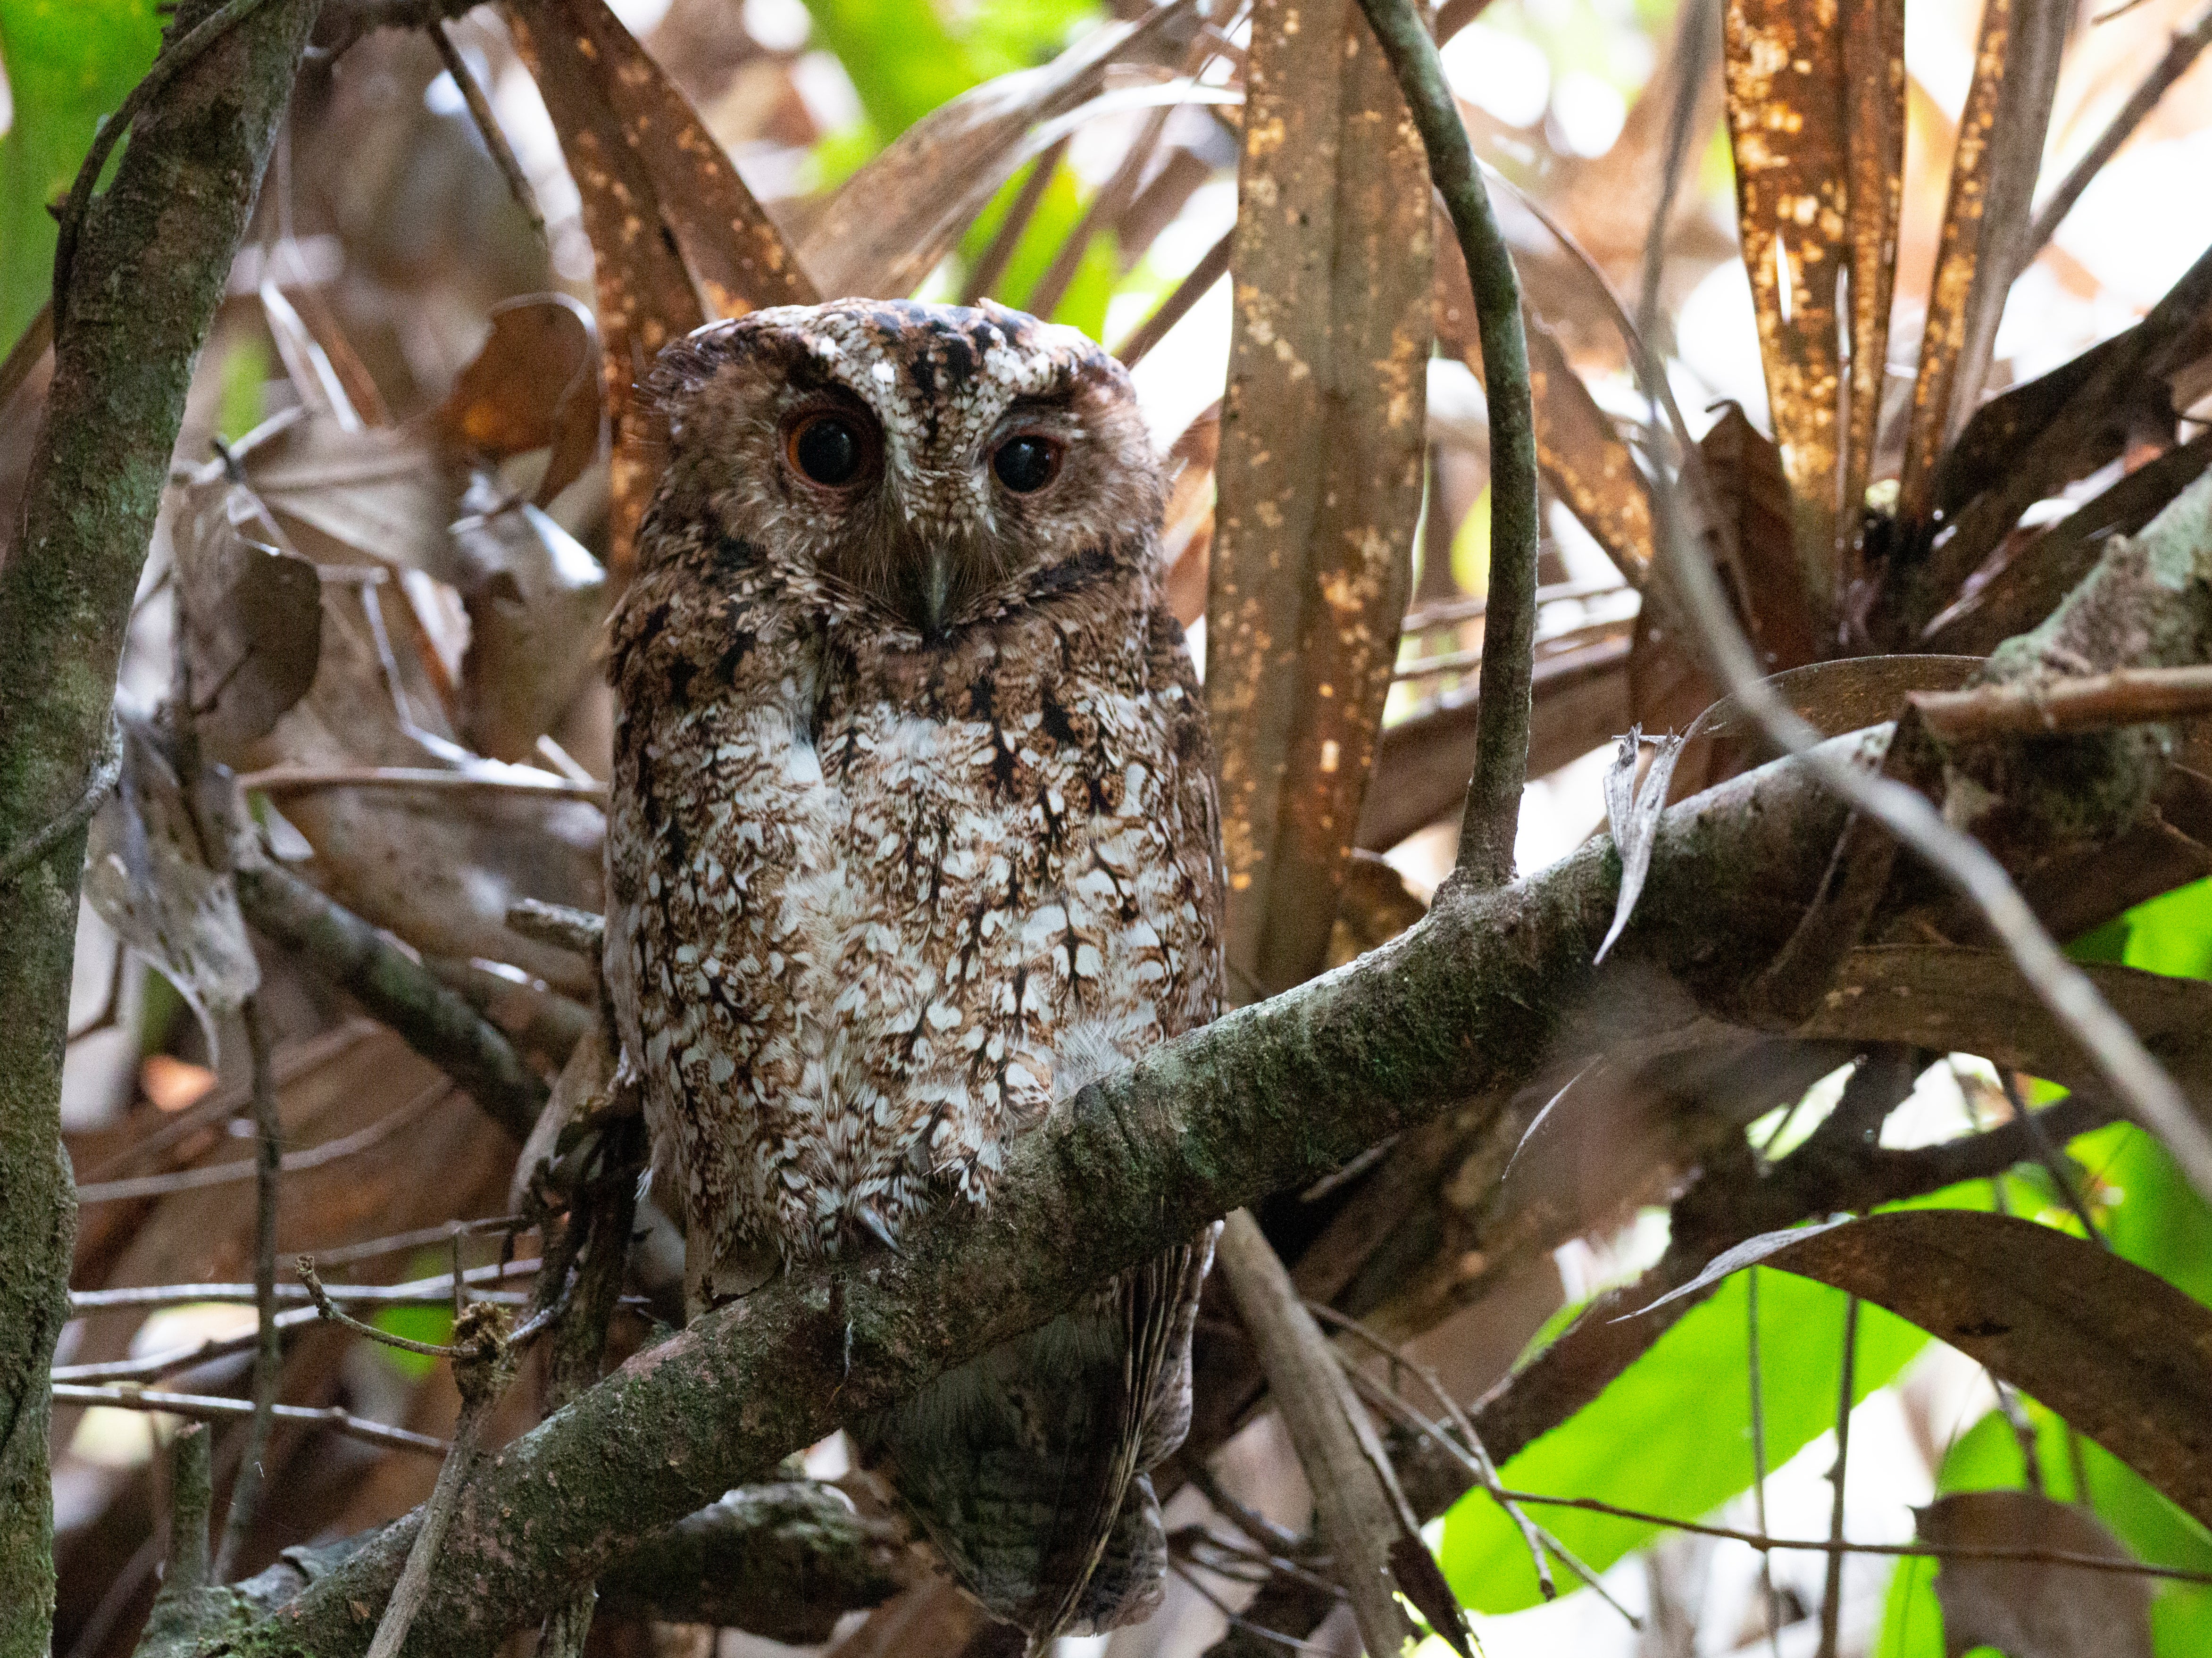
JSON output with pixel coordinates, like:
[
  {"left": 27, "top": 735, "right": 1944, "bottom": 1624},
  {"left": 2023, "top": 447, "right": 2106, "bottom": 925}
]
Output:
[{"left": 0, "top": 2, "right": 320, "bottom": 1644}]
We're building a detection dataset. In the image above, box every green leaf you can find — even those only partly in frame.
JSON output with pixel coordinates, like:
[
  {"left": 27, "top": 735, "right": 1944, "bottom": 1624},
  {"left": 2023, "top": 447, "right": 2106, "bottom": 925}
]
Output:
[
  {"left": 1440, "top": 1267, "right": 1927, "bottom": 1612},
  {"left": 372, "top": 1301, "right": 454, "bottom": 1381},
  {"left": 801, "top": 0, "right": 975, "bottom": 148},
  {"left": 0, "top": 0, "right": 164, "bottom": 354}
]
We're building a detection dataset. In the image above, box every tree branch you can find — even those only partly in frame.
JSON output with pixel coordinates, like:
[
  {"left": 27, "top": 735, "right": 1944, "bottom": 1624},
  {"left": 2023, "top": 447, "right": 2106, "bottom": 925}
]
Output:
[
  {"left": 0, "top": 2, "right": 320, "bottom": 1649},
  {"left": 1356, "top": 0, "right": 1541, "bottom": 891},
  {"left": 236, "top": 859, "right": 547, "bottom": 1138}
]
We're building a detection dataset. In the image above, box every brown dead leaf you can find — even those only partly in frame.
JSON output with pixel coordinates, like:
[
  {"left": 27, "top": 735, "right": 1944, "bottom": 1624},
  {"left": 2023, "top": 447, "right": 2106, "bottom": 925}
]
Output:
[
  {"left": 173, "top": 482, "right": 324, "bottom": 759},
  {"left": 433, "top": 294, "right": 604, "bottom": 508},
  {"left": 504, "top": 0, "right": 816, "bottom": 573},
  {"left": 451, "top": 491, "right": 611, "bottom": 762},
  {"left": 1838, "top": 0, "right": 1903, "bottom": 599},
  {"left": 1896, "top": 0, "right": 2070, "bottom": 530},
  {"left": 797, "top": 4, "right": 1198, "bottom": 302},
  {"left": 1698, "top": 402, "right": 1822, "bottom": 674},
  {"left": 230, "top": 411, "right": 452, "bottom": 578},
  {"left": 1160, "top": 401, "right": 1219, "bottom": 629},
  {"left": 1209, "top": 0, "right": 1432, "bottom": 1000},
  {"left": 242, "top": 573, "right": 605, "bottom": 997},
  {"left": 1920, "top": 1490, "right": 2153, "bottom": 1658},
  {"left": 83, "top": 718, "right": 259, "bottom": 1060},
  {"left": 1748, "top": 1210, "right": 2212, "bottom": 1528},
  {"left": 1722, "top": 0, "right": 1846, "bottom": 617}
]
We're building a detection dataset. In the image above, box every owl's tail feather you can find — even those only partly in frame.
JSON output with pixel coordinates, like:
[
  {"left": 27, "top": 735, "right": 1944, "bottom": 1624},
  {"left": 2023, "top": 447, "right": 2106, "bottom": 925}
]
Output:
[{"left": 859, "top": 1224, "right": 1219, "bottom": 1642}]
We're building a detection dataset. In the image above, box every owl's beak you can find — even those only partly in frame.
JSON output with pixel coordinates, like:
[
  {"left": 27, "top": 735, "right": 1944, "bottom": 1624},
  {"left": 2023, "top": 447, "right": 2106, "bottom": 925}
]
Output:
[{"left": 919, "top": 545, "right": 954, "bottom": 641}]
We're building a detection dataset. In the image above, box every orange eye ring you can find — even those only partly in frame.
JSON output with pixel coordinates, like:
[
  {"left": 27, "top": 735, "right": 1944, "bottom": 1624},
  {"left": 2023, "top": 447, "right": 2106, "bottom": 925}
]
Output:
[{"left": 785, "top": 411, "right": 873, "bottom": 488}]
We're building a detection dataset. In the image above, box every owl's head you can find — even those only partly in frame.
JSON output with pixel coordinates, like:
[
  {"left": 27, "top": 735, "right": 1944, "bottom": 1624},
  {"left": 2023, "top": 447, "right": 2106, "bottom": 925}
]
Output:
[{"left": 642, "top": 299, "right": 1164, "bottom": 642}]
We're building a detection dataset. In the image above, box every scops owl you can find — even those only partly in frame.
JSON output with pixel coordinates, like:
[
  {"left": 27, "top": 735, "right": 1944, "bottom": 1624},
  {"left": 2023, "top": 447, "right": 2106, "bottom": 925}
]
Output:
[{"left": 604, "top": 298, "right": 1225, "bottom": 1639}]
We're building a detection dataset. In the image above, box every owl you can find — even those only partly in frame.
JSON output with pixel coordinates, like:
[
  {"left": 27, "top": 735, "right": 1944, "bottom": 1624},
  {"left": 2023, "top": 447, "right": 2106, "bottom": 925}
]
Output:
[{"left": 603, "top": 298, "right": 1224, "bottom": 1639}]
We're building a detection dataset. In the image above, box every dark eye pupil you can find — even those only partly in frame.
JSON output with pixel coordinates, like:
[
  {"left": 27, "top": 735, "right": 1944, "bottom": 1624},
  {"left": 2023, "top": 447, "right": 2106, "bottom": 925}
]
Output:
[
  {"left": 795, "top": 417, "right": 861, "bottom": 485},
  {"left": 993, "top": 436, "right": 1056, "bottom": 493}
]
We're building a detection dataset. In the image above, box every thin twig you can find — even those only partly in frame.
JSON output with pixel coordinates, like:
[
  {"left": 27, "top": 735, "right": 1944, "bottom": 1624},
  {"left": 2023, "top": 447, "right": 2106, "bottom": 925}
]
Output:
[
  {"left": 236, "top": 763, "right": 606, "bottom": 802},
  {"left": 310, "top": 1215, "right": 530, "bottom": 1269},
  {"left": 75, "top": 1077, "right": 456, "bottom": 1204},
  {"left": 1489, "top": 1487, "right": 2212, "bottom": 1583},
  {"left": 1994, "top": 1378, "right": 2047, "bottom": 1491},
  {"left": 1911, "top": 664, "right": 2212, "bottom": 737},
  {"left": 365, "top": 1304, "right": 515, "bottom": 1658},
  {"left": 0, "top": 712, "right": 120, "bottom": 888},
  {"left": 2023, "top": 0, "right": 2212, "bottom": 260},
  {"left": 1747, "top": 1266, "right": 1783, "bottom": 1658},
  {"left": 430, "top": 21, "right": 544, "bottom": 237},
  {"left": 51, "top": 1383, "right": 447, "bottom": 1455},
  {"left": 211, "top": 996, "right": 284, "bottom": 1581},
  {"left": 1815, "top": 1295, "right": 1859, "bottom": 1658},
  {"left": 1336, "top": 1362, "right": 1641, "bottom": 1628},
  {"left": 1113, "top": 228, "right": 1231, "bottom": 367},
  {"left": 1998, "top": 1069, "right": 2110, "bottom": 1247},
  {"left": 298, "top": 1258, "right": 471, "bottom": 1358},
  {"left": 67, "top": 1257, "right": 541, "bottom": 1313},
  {"left": 1357, "top": 0, "right": 1539, "bottom": 892},
  {"left": 1305, "top": 1301, "right": 1557, "bottom": 1603}
]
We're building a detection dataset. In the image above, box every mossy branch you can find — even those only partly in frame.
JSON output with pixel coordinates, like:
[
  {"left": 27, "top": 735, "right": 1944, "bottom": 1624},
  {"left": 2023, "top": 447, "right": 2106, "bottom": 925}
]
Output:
[{"left": 0, "top": 3, "right": 320, "bottom": 1649}]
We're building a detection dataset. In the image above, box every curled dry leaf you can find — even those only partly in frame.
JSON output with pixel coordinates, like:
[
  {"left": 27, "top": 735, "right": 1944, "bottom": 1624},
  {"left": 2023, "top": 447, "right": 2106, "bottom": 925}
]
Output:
[
  {"left": 433, "top": 294, "right": 604, "bottom": 508},
  {"left": 83, "top": 717, "right": 260, "bottom": 1060},
  {"left": 228, "top": 409, "right": 451, "bottom": 578},
  {"left": 1919, "top": 1489, "right": 2153, "bottom": 1658},
  {"left": 797, "top": 2, "right": 1199, "bottom": 302},
  {"left": 1593, "top": 726, "right": 1686, "bottom": 964},
  {"left": 451, "top": 490, "right": 610, "bottom": 762},
  {"left": 173, "top": 482, "right": 323, "bottom": 761}
]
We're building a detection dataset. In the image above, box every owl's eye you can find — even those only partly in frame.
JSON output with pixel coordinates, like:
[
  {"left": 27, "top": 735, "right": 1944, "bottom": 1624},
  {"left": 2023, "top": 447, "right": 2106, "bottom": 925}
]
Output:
[
  {"left": 992, "top": 435, "right": 1061, "bottom": 494},
  {"left": 786, "top": 413, "right": 868, "bottom": 487}
]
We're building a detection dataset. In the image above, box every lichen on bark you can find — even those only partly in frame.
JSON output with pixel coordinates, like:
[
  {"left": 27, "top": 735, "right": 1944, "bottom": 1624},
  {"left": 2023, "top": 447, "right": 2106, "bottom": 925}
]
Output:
[{"left": 0, "top": 2, "right": 321, "bottom": 1646}]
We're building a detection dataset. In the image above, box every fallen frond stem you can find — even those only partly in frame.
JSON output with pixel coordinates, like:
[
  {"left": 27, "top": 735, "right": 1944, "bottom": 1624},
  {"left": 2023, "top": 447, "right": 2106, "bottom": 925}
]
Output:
[
  {"left": 67, "top": 1257, "right": 541, "bottom": 1313},
  {"left": 237, "top": 764, "right": 607, "bottom": 802},
  {"left": 2024, "top": 0, "right": 2212, "bottom": 258},
  {"left": 430, "top": 21, "right": 543, "bottom": 236},
  {"left": 1357, "top": 0, "right": 1539, "bottom": 890},
  {"left": 1911, "top": 664, "right": 2212, "bottom": 738},
  {"left": 1490, "top": 1487, "right": 2212, "bottom": 1584},
  {"left": 50, "top": 1384, "right": 447, "bottom": 1456},
  {"left": 1400, "top": 577, "right": 1630, "bottom": 634},
  {"left": 1214, "top": 1211, "right": 1424, "bottom": 1656},
  {"left": 75, "top": 1078, "right": 457, "bottom": 1204}
]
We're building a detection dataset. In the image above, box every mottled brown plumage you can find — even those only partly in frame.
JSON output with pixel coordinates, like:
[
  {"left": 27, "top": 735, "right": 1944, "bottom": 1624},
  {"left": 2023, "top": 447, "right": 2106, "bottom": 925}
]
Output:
[{"left": 604, "top": 299, "right": 1223, "bottom": 1637}]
